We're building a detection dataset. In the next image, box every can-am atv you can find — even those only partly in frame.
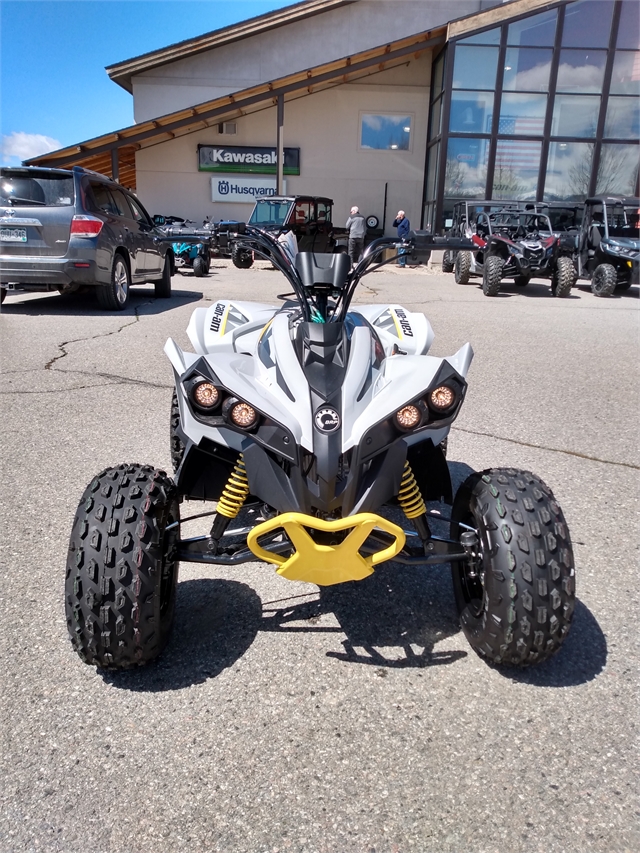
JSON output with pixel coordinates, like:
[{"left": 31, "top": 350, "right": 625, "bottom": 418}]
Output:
[
  {"left": 155, "top": 216, "right": 212, "bottom": 277},
  {"left": 574, "top": 196, "right": 639, "bottom": 297},
  {"left": 65, "top": 226, "right": 576, "bottom": 670}
]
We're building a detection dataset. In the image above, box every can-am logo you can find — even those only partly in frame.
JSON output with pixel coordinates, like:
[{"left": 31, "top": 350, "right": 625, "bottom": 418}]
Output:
[{"left": 314, "top": 407, "right": 341, "bottom": 433}]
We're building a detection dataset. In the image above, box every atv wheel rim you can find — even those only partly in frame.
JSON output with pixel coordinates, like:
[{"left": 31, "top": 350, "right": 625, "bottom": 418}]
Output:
[{"left": 114, "top": 261, "right": 129, "bottom": 304}]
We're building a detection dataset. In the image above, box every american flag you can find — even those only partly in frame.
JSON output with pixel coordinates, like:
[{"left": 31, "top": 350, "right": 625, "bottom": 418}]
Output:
[{"left": 495, "top": 116, "right": 545, "bottom": 170}]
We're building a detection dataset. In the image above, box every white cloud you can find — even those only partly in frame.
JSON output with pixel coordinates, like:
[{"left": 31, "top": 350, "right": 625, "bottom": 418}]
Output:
[{"left": 1, "top": 132, "right": 61, "bottom": 163}]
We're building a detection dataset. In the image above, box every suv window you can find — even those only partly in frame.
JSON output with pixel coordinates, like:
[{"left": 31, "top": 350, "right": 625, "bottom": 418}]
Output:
[
  {"left": 90, "top": 182, "right": 119, "bottom": 215},
  {"left": 126, "top": 195, "right": 151, "bottom": 226},
  {"left": 109, "top": 188, "right": 132, "bottom": 218},
  {"left": 0, "top": 170, "right": 74, "bottom": 206}
]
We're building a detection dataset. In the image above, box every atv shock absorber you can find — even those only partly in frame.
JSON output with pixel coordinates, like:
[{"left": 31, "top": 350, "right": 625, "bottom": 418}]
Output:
[
  {"left": 397, "top": 461, "right": 432, "bottom": 542},
  {"left": 208, "top": 455, "right": 250, "bottom": 547}
]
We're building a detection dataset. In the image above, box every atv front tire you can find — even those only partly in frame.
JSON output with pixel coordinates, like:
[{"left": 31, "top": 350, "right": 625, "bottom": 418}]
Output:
[
  {"left": 442, "top": 250, "right": 455, "bottom": 273},
  {"left": 551, "top": 256, "right": 576, "bottom": 298},
  {"left": 482, "top": 255, "right": 504, "bottom": 296},
  {"left": 454, "top": 251, "right": 472, "bottom": 284},
  {"left": 232, "top": 244, "right": 254, "bottom": 269},
  {"left": 65, "top": 464, "right": 179, "bottom": 669},
  {"left": 450, "top": 468, "right": 575, "bottom": 666},
  {"left": 193, "top": 256, "right": 207, "bottom": 278},
  {"left": 591, "top": 263, "right": 617, "bottom": 297}
]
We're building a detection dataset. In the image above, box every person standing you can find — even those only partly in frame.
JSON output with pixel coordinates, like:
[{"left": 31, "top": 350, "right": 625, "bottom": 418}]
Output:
[
  {"left": 393, "top": 210, "right": 411, "bottom": 267},
  {"left": 345, "top": 206, "right": 366, "bottom": 266}
]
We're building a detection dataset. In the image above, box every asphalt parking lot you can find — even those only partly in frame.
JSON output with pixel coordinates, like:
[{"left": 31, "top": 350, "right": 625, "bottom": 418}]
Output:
[{"left": 1, "top": 261, "right": 638, "bottom": 853}]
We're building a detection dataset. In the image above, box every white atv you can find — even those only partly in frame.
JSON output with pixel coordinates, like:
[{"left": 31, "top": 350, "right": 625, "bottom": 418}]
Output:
[{"left": 66, "top": 227, "right": 576, "bottom": 669}]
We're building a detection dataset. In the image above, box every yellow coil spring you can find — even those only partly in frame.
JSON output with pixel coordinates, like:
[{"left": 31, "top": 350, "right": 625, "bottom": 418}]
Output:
[
  {"left": 216, "top": 455, "right": 250, "bottom": 519},
  {"left": 397, "top": 461, "right": 426, "bottom": 519}
]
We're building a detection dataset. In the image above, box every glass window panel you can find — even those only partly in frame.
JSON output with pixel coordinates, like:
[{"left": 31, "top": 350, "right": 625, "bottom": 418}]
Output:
[
  {"left": 493, "top": 139, "right": 542, "bottom": 199},
  {"left": 360, "top": 115, "right": 412, "bottom": 150},
  {"left": 507, "top": 9, "right": 557, "bottom": 47},
  {"left": 425, "top": 143, "right": 440, "bottom": 201},
  {"left": 610, "top": 51, "right": 640, "bottom": 95},
  {"left": 452, "top": 45, "right": 499, "bottom": 90},
  {"left": 499, "top": 93, "right": 547, "bottom": 135},
  {"left": 503, "top": 47, "right": 553, "bottom": 91},
  {"left": 562, "top": 0, "right": 613, "bottom": 48},
  {"left": 617, "top": 1, "right": 640, "bottom": 50},
  {"left": 551, "top": 95, "right": 600, "bottom": 137},
  {"left": 432, "top": 50, "right": 445, "bottom": 94},
  {"left": 449, "top": 91, "right": 495, "bottom": 133},
  {"left": 458, "top": 27, "right": 501, "bottom": 46},
  {"left": 429, "top": 96, "right": 442, "bottom": 140},
  {"left": 444, "top": 138, "right": 489, "bottom": 198},
  {"left": 604, "top": 96, "right": 640, "bottom": 138},
  {"left": 596, "top": 144, "right": 640, "bottom": 195},
  {"left": 545, "top": 141, "right": 595, "bottom": 200},
  {"left": 556, "top": 49, "right": 607, "bottom": 92}
]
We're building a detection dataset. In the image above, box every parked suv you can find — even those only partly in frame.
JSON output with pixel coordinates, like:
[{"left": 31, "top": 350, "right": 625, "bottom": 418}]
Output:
[{"left": 0, "top": 166, "right": 173, "bottom": 310}]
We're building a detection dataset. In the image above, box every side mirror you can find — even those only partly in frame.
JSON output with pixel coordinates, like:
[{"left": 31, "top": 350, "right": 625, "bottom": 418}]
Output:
[{"left": 153, "top": 215, "right": 165, "bottom": 226}]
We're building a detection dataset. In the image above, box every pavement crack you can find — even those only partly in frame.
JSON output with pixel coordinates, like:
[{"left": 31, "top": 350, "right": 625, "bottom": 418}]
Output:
[
  {"left": 452, "top": 425, "right": 639, "bottom": 470},
  {"left": 44, "top": 301, "right": 154, "bottom": 370}
]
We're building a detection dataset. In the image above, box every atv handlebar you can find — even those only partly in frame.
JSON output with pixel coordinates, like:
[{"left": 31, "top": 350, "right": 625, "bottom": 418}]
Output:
[{"left": 227, "top": 224, "right": 475, "bottom": 322}]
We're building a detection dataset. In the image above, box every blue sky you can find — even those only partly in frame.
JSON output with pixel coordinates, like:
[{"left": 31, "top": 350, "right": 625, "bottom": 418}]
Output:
[{"left": 0, "top": 0, "right": 295, "bottom": 165}]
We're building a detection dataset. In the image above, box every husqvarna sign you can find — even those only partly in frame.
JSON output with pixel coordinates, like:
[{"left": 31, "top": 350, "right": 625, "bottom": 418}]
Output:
[
  {"left": 198, "top": 144, "right": 300, "bottom": 175},
  {"left": 211, "top": 176, "right": 286, "bottom": 203}
]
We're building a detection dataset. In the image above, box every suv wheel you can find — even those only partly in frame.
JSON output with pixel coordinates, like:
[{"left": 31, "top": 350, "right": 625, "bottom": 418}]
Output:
[
  {"left": 98, "top": 254, "right": 130, "bottom": 311},
  {"left": 591, "top": 263, "right": 617, "bottom": 298},
  {"left": 154, "top": 255, "right": 172, "bottom": 298}
]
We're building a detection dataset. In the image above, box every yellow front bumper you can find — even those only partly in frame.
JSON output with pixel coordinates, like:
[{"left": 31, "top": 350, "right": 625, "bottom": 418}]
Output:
[{"left": 246, "top": 512, "right": 406, "bottom": 586}]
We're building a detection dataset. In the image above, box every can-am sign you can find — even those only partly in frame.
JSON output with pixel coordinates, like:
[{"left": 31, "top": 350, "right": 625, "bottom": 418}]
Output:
[
  {"left": 211, "top": 176, "right": 286, "bottom": 203},
  {"left": 198, "top": 145, "right": 300, "bottom": 175}
]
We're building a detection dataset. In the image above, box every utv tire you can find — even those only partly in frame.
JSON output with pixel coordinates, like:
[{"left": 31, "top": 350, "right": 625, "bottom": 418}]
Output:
[
  {"left": 65, "top": 463, "right": 180, "bottom": 669},
  {"left": 514, "top": 274, "right": 530, "bottom": 287},
  {"left": 0, "top": 287, "right": 6, "bottom": 304},
  {"left": 170, "top": 389, "right": 186, "bottom": 472},
  {"left": 482, "top": 255, "right": 504, "bottom": 296},
  {"left": 154, "top": 255, "right": 172, "bottom": 298},
  {"left": 193, "top": 256, "right": 207, "bottom": 278},
  {"left": 442, "top": 250, "right": 455, "bottom": 273},
  {"left": 231, "top": 244, "right": 254, "bottom": 269},
  {"left": 551, "top": 256, "right": 576, "bottom": 298},
  {"left": 98, "top": 254, "right": 130, "bottom": 311},
  {"left": 450, "top": 468, "right": 575, "bottom": 666},
  {"left": 591, "top": 263, "right": 617, "bottom": 297},
  {"left": 454, "top": 251, "right": 472, "bottom": 284}
]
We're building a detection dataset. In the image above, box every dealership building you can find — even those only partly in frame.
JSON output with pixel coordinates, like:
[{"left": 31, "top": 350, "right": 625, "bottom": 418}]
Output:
[{"left": 28, "top": 0, "right": 639, "bottom": 233}]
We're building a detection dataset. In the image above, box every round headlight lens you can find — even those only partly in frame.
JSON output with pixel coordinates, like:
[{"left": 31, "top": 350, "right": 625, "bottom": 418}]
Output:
[
  {"left": 192, "top": 381, "right": 219, "bottom": 408},
  {"left": 429, "top": 385, "right": 456, "bottom": 410},
  {"left": 395, "top": 404, "right": 422, "bottom": 429},
  {"left": 230, "top": 401, "right": 257, "bottom": 428}
]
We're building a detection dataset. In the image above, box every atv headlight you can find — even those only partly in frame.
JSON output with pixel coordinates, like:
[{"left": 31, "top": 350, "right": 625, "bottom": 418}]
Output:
[
  {"left": 192, "top": 381, "right": 220, "bottom": 409},
  {"left": 428, "top": 385, "right": 456, "bottom": 411},
  {"left": 395, "top": 404, "right": 423, "bottom": 430},
  {"left": 223, "top": 397, "right": 258, "bottom": 429}
]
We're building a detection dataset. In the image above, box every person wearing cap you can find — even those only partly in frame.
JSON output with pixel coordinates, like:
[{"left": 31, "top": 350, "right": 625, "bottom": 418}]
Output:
[
  {"left": 393, "top": 210, "right": 411, "bottom": 267},
  {"left": 345, "top": 206, "right": 366, "bottom": 266}
]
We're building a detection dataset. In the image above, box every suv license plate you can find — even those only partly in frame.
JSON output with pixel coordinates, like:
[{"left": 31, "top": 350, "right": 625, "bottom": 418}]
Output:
[{"left": 0, "top": 228, "right": 27, "bottom": 242}]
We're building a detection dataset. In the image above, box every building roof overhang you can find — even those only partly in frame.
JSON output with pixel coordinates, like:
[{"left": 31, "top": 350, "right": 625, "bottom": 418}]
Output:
[
  {"left": 106, "top": 0, "right": 357, "bottom": 93},
  {"left": 25, "top": 26, "right": 444, "bottom": 187}
]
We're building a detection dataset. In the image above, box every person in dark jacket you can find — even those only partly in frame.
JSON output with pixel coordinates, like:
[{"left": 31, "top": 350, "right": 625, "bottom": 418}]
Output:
[
  {"left": 345, "top": 206, "right": 366, "bottom": 266},
  {"left": 393, "top": 210, "right": 411, "bottom": 266}
]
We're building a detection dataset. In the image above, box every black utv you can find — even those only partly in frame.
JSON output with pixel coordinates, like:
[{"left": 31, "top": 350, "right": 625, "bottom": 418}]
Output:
[{"left": 574, "top": 196, "right": 639, "bottom": 297}]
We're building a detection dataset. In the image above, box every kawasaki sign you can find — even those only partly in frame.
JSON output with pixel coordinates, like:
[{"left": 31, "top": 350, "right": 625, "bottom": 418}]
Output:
[{"left": 198, "top": 145, "right": 300, "bottom": 175}]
